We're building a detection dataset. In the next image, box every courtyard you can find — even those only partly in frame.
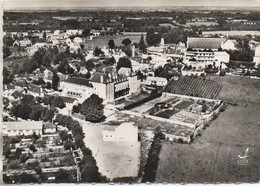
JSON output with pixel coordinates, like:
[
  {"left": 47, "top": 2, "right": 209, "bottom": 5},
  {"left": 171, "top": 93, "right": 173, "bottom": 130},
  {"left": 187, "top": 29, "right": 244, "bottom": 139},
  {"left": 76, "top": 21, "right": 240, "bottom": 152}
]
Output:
[{"left": 81, "top": 122, "right": 140, "bottom": 180}]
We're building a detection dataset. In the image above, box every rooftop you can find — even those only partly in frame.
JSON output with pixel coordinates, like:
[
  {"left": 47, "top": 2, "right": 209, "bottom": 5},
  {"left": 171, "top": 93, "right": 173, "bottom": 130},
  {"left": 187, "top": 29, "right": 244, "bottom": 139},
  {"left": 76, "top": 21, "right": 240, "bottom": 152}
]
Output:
[
  {"left": 4, "top": 121, "right": 43, "bottom": 130},
  {"left": 90, "top": 72, "right": 111, "bottom": 84},
  {"left": 187, "top": 37, "right": 225, "bottom": 50},
  {"left": 63, "top": 77, "right": 93, "bottom": 87}
]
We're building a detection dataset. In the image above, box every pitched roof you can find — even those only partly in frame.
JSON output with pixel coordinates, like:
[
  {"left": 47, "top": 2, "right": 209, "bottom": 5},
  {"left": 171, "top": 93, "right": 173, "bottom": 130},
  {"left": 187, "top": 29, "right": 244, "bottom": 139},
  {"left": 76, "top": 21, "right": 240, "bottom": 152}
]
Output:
[
  {"left": 28, "top": 84, "right": 41, "bottom": 93},
  {"left": 43, "top": 123, "right": 56, "bottom": 129},
  {"left": 187, "top": 37, "right": 225, "bottom": 50},
  {"left": 4, "top": 121, "right": 43, "bottom": 130},
  {"left": 3, "top": 84, "right": 15, "bottom": 90},
  {"left": 60, "top": 96, "right": 77, "bottom": 103},
  {"left": 118, "top": 67, "right": 131, "bottom": 76},
  {"left": 146, "top": 76, "right": 168, "bottom": 82},
  {"left": 63, "top": 77, "right": 93, "bottom": 87},
  {"left": 90, "top": 72, "right": 110, "bottom": 84}
]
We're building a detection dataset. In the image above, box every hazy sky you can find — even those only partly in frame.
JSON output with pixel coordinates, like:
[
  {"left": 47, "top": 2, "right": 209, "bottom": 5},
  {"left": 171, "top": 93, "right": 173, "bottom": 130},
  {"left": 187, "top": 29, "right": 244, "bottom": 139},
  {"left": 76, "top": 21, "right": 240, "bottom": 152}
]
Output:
[{"left": 3, "top": 0, "right": 260, "bottom": 10}]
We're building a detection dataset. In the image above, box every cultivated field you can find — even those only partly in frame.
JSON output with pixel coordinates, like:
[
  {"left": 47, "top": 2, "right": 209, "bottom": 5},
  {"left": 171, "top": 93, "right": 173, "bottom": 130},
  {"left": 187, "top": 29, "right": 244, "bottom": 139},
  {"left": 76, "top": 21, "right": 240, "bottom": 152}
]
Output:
[
  {"left": 164, "top": 76, "right": 222, "bottom": 99},
  {"left": 156, "top": 75, "right": 260, "bottom": 183}
]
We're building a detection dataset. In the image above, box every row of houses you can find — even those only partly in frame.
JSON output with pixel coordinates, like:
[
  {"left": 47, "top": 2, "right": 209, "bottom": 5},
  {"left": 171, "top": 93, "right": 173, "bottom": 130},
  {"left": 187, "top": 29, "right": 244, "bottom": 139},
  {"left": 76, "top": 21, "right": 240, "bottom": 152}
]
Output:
[{"left": 2, "top": 121, "right": 56, "bottom": 136}]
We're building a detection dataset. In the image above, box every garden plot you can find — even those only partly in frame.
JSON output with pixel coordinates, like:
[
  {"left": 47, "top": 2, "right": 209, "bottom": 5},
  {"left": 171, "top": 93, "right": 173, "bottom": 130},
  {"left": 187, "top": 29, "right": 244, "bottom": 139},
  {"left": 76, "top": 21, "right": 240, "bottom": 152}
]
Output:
[
  {"left": 148, "top": 99, "right": 194, "bottom": 119},
  {"left": 171, "top": 111, "right": 201, "bottom": 124},
  {"left": 131, "top": 97, "right": 180, "bottom": 114}
]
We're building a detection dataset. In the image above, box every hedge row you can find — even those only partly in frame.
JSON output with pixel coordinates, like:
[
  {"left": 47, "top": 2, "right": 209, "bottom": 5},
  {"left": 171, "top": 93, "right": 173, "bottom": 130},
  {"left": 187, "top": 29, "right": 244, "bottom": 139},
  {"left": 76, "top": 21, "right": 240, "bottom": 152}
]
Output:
[{"left": 141, "top": 131, "right": 163, "bottom": 183}]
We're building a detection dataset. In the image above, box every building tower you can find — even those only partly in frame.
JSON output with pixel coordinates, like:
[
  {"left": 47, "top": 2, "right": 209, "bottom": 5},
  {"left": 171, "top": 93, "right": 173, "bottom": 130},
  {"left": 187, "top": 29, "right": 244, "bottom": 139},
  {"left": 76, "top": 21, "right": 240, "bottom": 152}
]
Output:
[{"left": 253, "top": 46, "right": 260, "bottom": 67}]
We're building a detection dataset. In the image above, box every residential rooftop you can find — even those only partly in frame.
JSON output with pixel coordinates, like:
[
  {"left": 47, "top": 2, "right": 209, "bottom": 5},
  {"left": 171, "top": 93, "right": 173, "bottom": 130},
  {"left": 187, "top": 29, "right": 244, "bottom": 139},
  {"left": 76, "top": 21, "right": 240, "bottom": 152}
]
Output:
[{"left": 62, "top": 77, "right": 93, "bottom": 87}]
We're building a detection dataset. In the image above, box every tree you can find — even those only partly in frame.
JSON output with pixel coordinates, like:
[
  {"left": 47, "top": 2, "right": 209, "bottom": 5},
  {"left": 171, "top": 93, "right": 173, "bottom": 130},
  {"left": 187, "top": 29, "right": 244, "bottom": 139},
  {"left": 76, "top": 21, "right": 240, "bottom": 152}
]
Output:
[
  {"left": 64, "top": 139, "right": 74, "bottom": 150},
  {"left": 93, "top": 47, "right": 104, "bottom": 57},
  {"left": 3, "top": 67, "right": 14, "bottom": 84},
  {"left": 30, "top": 109, "right": 42, "bottom": 121},
  {"left": 43, "top": 30, "right": 47, "bottom": 40},
  {"left": 72, "top": 105, "right": 81, "bottom": 113},
  {"left": 116, "top": 57, "right": 132, "bottom": 71},
  {"left": 147, "top": 34, "right": 161, "bottom": 46},
  {"left": 85, "top": 59, "right": 95, "bottom": 70},
  {"left": 82, "top": 29, "right": 91, "bottom": 37},
  {"left": 51, "top": 97, "right": 65, "bottom": 108},
  {"left": 108, "top": 39, "right": 115, "bottom": 49},
  {"left": 55, "top": 169, "right": 72, "bottom": 183},
  {"left": 15, "top": 173, "right": 38, "bottom": 183},
  {"left": 122, "top": 46, "right": 132, "bottom": 58},
  {"left": 29, "top": 144, "right": 37, "bottom": 152},
  {"left": 15, "top": 148, "right": 23, "bottom": 158},
  {"left": 122, "top": 38, "right": 131, "bottom": 46},
  {"left": 42, "top": 55, "right": 51, "bottom": 67},
  {"left": 136, "top": 71, "right": 144, "bottom": 80},
  {"left": 80, "top": 94, "right": 105, "bottom": 122},
  {"left": 46, "top": 82, "right": 52, "bottom": 89},
  {"left": 12, "top": 104, "right": 32, "bottom": 120},
  {"left": 3, "top": 46, "right": 12, "bottom": 59},
  {"left": 42, "top": 109, "right": 54, "bottom": 122},
  {"left": 7, "top": 160, "right": 21, "bottom": 169},
  {"left": 80, "top": 155, "right": 101, "bottom": 182},
  {"left": 33, "top": 77, "right": 45, "bottom": 85},
  {"left": 103, "top": 57, "right": 116, "bottom": 66},
  {"left": 52, "top": 70, "right": 59, "bottom": 90},
  {"left": 139, "top": 34, "right": 147, "bottom": 52},
  {"left": 59, "top": 130, "right": 69, "bottom": 142}
]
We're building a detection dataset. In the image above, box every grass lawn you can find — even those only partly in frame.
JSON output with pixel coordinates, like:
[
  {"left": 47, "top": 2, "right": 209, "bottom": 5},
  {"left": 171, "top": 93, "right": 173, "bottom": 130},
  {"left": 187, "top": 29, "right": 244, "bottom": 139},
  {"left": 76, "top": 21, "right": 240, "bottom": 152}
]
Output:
[
  {"left": 156, "top": 75, "right": 260, "bottom": 183},
  {"left": 173, "top": 100, "right": 193, "bottom": 110},
  {"left": 84, "top": 35, "right": 142, "bottom": 48}
]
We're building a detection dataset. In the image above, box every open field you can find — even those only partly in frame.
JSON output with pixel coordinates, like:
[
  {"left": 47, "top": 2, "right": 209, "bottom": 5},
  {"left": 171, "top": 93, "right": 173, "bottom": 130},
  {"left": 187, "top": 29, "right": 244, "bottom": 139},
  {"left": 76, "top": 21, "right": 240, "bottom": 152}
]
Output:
[
  {"left": 81, "top": 122, "right": 140, "bottom": 180},
  {"left": 84, "top": 35, "right": 142, "bottom": 49},
  {"left": 156, "top": 75, "right": 260, "bottom": 183}
]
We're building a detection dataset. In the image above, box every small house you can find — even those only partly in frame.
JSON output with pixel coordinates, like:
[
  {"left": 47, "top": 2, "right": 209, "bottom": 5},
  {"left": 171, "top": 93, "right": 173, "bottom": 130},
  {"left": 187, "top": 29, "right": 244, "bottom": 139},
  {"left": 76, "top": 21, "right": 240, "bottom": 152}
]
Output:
[{"left": 43, "top": 123, "right": 57, "bottom": 134}]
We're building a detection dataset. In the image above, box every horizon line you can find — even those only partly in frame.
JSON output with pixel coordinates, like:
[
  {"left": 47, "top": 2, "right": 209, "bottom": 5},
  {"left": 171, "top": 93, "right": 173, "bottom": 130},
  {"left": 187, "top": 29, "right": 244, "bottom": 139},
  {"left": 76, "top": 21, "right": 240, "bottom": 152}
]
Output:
[{"left": 4, "top": 5, "right": 260, "bottom": 11}]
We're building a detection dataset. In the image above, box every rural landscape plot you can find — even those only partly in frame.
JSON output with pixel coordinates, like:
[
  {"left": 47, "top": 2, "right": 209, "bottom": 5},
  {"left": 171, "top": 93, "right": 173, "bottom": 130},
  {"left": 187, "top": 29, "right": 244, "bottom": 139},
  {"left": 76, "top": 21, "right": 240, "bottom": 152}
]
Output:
[{"left": 156, "top": 76, "right": 260, "bottom": 183}]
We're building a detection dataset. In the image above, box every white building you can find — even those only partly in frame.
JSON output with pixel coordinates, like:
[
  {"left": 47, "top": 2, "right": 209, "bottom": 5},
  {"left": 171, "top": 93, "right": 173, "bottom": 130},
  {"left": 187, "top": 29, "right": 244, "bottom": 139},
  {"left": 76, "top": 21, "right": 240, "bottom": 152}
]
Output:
[
  {"left": 60, "top": 77, "right": 94, "bottom": 102},
  {"left": 60, "top": 71, "right": 141, "bottom": 103},
  {"left": 3, "top": 121, "right": 43, "bottom": 136},
  {"left": 184, "top": 50, "right": 229, "bottom": 69},
  {"left": 13, "top": 39, "right": 32, "bottom": 47},
  {"left": 144, "top": 76, "right": 168, "bottom": 87},
  {"left": 43, "top": 123, "right": 57, "bottom": 134},
  {"left": 102, "top": 122, "right": 138, "bottom": 142}
]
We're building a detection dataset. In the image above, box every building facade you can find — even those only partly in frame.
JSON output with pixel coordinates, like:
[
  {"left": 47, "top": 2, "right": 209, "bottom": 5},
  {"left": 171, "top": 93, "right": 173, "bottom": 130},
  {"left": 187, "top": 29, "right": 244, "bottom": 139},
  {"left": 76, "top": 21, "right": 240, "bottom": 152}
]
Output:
[
  {"left": 102, "top": 122, "right": 138, "bottom": 142},
  {"left": 3, "top": 121, "right": 43, "bottom": 136},
  {"left": 60, "top": 72, "right": 141, "bottom": 103}
]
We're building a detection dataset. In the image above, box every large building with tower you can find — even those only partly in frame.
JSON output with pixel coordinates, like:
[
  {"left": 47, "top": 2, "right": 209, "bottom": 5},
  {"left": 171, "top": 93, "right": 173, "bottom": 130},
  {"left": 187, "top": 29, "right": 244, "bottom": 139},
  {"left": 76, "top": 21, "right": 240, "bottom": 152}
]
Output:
[{"left": 60, "top": 70, "right": 141, "bottom": 104}]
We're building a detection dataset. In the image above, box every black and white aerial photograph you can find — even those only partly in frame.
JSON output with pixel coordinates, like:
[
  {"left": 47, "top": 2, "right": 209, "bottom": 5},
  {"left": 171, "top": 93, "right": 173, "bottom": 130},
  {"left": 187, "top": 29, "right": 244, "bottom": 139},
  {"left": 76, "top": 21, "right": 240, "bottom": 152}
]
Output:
[{"left": 1, "top": 0, "right": 260, "bottom": 184}]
